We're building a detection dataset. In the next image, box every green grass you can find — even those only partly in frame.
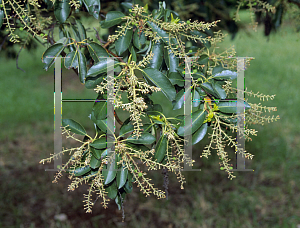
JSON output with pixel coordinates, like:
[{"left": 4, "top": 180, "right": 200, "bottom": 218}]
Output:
[{"left": 0, "top": 13, "right": 300, "bottom": 228}]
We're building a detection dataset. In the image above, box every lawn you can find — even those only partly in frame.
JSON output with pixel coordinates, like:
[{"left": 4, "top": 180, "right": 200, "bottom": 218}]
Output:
[{"left": 0, "top": 10, "right": 299, "bottom": 228}]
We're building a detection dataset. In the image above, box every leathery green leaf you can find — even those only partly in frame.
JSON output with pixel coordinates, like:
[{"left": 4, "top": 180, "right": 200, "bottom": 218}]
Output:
[
  {"left": 149, "top": 40, "right": 163, "bottom": 69},
  {"left": 133, "top": 29, "right": 146, "bottom": 49},
  {"left": 105, "top": 180, "right": 118, "bottom": 199},
  {"left": 87, "top": 58, "right": 119, "bottom": 77},
  {"left": 154, "top": 134, "right": 168, "bottom": 162},
  {"left": 75, "top": 19, "right": 87, "bottom": 41},
  {"left": 126, "top": 132, "right": 156, "bottom": 145},
  {"left": 218, "top": 101, "right": 251, "bottom": 114},
  {"left": 116, "top": 164, "right": 128, "bottom": 189},
  {"left": 54, "top": 0, "right": 71, "bottom": 24},
  {"left": 0, "top": 9, "right": 4, "bottom": 29},
  {"left": 177, "top": 107, "right": 206, "bottom": 136},
  {"left": 200, "top": 82, "right": 218, "bottom": 97},
  {"left": 90, "top": 154, "right": 101, "bottom": 168},
  {"left": 147, "top": 21, "right": 170, "bottom": 44},
  {"left": 77, "top": 50, "right": 87, "bottom": 84},
  {"left": 71, "top": 165, "right": 91, "bottom": 176},
  {"left": 192, "top": 88, "right": 201, "bottom": 108},
  {"left": 100, "top": 11, "right": 125, "bottom": 28},
  {"left": 141, "top": 68, "right": 176, "bottom": 102},
  {"left": 172, "top": 89, "right": 185, "bottom": 110},
  {"left": 119, "top": 124, "right": 134, "bottom": 137},
  {"left": 41, "top": 39, "right": 67, "bottom": 71},
  {"left": 83, "top": 0, "right": 101, "bottom": 19},
  {"left": 213, "top": 70, "right": 237, "bottom": 80},
  {"left": 115, "top": 27, "right": 133, "bottom": 56},
  {"left": 90, "top": 137, "right": 107, "bottom": 149},
  {"left": 64, "top": 51, "right": 78, "bottom": 69},
  {"left": 93, "top": 100, "right": 107, "bottom": 120},
  {"left": 87, "top": 41, "right": 109, "bottom": 63},
  {"left": 164, "top": 47, "right": 179, "bottom": 72},
  {"left": 90, "top": 147, "right": 106, "bottom": 160},
  {"left": 192, "top": 122, "right": 208, "bottom": 145},
  {"left": 125, "top": 142, "right": 150, "bottom": 152},
  {"left": 212, "top": 80, "right": 226, "bottom": 100},
  {"left": 103, "top": 154, "right": 117, "bottom": 185},
  {"left": 169, "top": 72, "right": 184, "bottom": 87},
  {"left": 62, "top": 119, "right": 87, "bottom": 135},
  {"left": 85, "top": 74, "right": 105, "bottom": 89}
]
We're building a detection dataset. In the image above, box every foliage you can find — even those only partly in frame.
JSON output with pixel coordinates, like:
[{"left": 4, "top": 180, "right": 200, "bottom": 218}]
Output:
[
  {"left": 19, "top": 2, "right": 279, "bottom": 217},
  {"left": 1, "top": 0, "right": 300, "bottom": 61}
]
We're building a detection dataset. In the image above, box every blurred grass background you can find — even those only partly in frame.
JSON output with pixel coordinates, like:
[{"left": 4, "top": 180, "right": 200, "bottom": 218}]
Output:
[{"left": 0, "top": 9, "right": 300, "bottom": 228}]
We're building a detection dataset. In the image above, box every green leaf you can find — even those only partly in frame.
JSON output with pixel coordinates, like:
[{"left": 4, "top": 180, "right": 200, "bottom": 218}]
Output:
[
  {"left": 119, "top": 124, "right": 134, "bottom": 137},
  {"left": 125, "top": 142, "right": 150, "bottom": 152},
  {"left": 87, "top": 58, "right": 119, "bottom": 76},
  {"left": 62, "top": 119, "right": 87, "bottom": 135},
  {"left": 192, "top": 88, "right": 201, "bottom": 108},
  {"left": 212, "top": 64, "right": 225, "bottom": 75},
  {"left": 217, "top": 101, "right": 237, "bottom": 114},
  {"left": 77, "top": 50, "right": 87, "bottom": 84},
  {"left": 100, "top": 11, "right": 125, "bottom": 28},
  {"left": 72, "top": 165, "right": 91, "bottom": 176},
  {"left": 83, "top": 0, "right": 100, "bottom": 19},
  {"left": 90, "top": 154, "right": 101, "bottom": 168},
  {"left": 198, "top": 55, "right": 209, "bottom": 65},
  {"left": 142, "top": 68, "right": 176, "bottom": 102},
  {"left": 154, "top": 134, "right": 168, "bottom": 162},
  {"left": 87, "top": 42, "right": 109, "bottom": 63},
  {"left": 218, "top": 101, "right": 251, "bottom": 112},
  {"left": 93, "top": 118, "right": 114, "bottom": 136},
  {"left": 85, "top": 74, "right": 105, "bottom": 89},
  {"left": 212, "top": 80, "right": 226, "bottom": 99},
  {"left": 115, "top": 192, "right": 126, "bottom": 210},
  {"left": 115, "top": 27, "right": 133, "bottom": 56},
  {"left": 139, "top": 124, "right": 153, "bottom": 133},
  {"left": 121, "top": 2, "right": 133, "bottom": 10},
  {"left": 200, "top": 82, "right": 218, "bottom": 97},
  {"left": 41, "top": 40, "right": 67, "bottom": 71},
  {"left": 147, "top": 21, "right": 170, "bottom": 44},
  {"left": 105, "top": 180, "right": 118, "bottom": 199},
  {"left": 172, "top": 89, "right": 185, "bottom": 110},
  {"left": 177, "top": 107, "right": 206, "bottom": 136},
  {"left": 90, "top": 147, "right": 106, "bottom": 160},
  {"left": 213, "top": 70, "right": 237, "bottom": 80},
  {"left": 103, "top": 154, "right": 117, "bottom": 185},
  {"left": 90, "top": 137, "right": 107, "bottom": 149},
  {"left": 164, "top": 47, "right": 178, "bottom": 73},
  {"left": 64, "top": 51, "right": 78, "bottom": 69},
  {"left": 133, "top": 29, "right": 146, "bottom": 50},
  {"left": 93, "top": 100, "right": 107, "bottom": 120},
  {"left": 70, "top": 25, "right": 81, "bottom": 42},
  {"left": 124, "top": 179, "right": 133, "bottom": 193},
  {"left": 218, "top": 113, "right": 237, "bottom": 124},
  {"left": 195, "top": 87, "right": 206, "bottom": 96},
  {"left": 149, "top": 40, "right": 163, "bottom": 69},
  {"left": 116, "top": 165, "right": 128, "bottom": 189},
  {"left": 75, "top": 19, "right": 87, "bottom": 41},
  {"left": 54, "top": 0, "right": 71, "bottom": 24},
  {"left": 130, "top": 46, "right": 137, "bottom": 62},
  {"left": 126, "top": 132, "right": 156, "bottom": 145},
  {"left": 0, "top": 9, "right": 4, "bottom": 29},
  {"left": 192, "top": 122, "right": 207, "bottom": 145}
]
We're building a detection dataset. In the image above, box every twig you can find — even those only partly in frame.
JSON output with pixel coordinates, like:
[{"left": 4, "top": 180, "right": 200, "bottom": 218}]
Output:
[
  {"left": 0, "top": 34, "right": 9, "bottom": 51},
  {"left": 16, "top": 46, "right": 26, "bottom": 73},
  {"left": 93, "top": 27, "right": 104, "bottom": 44}
]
